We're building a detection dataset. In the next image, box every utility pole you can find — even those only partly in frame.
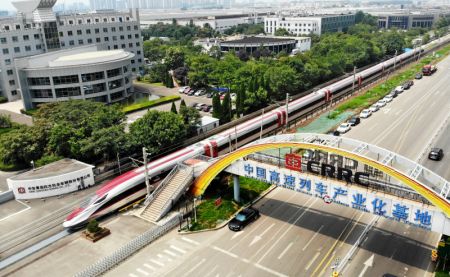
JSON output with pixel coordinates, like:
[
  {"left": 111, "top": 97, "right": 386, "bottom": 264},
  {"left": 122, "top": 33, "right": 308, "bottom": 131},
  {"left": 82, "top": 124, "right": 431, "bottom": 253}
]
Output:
[
  {"left": 393, "top": 49, "right": 398, "bottom": 71},
  {"left": 117, "top": 152, "right": 122, "bottom": 175},
  {"left": 285, "top": 93, "right": 290, "bottom": 133},
  {"left": 234, "top": 125, "right": 238, "bottom": 150},
  {"left": 143, "top": 147, "right": 151, "bottom": 200},
  {"left": 352, "top": 66, "right": 356, "bottom": 94},
  {"left": 260, "top": 108, "right": 264, "bottom": 140}
]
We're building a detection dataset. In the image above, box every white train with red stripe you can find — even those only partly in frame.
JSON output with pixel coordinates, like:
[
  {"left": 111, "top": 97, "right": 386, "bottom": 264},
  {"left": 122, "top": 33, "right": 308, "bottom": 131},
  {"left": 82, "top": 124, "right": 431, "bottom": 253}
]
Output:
[{"left": 63, "top": 35, "right": 450, "bottom": 229}]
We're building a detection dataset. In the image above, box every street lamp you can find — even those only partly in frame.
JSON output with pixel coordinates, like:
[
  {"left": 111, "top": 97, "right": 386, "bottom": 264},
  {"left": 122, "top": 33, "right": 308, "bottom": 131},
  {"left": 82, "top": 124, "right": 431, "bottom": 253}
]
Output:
[
  {"left": 30, "top": 160, "right": 35, "bottom": 171},
  {"left": 143, "top": 147, "right": 152, "bottom": 200}
]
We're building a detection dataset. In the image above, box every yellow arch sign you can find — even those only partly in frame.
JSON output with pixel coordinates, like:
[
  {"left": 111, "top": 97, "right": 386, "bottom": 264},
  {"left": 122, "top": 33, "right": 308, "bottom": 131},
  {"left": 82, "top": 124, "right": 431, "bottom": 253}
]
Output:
[{"left": 192, "top": 142, "right": 450, "bottom": 217}]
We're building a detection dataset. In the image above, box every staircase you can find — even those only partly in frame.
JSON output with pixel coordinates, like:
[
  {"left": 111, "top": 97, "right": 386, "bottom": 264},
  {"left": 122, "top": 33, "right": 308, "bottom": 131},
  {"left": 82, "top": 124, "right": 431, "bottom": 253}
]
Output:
[{"left": 140, "top": 164, "right": 193, "bottom": 223}]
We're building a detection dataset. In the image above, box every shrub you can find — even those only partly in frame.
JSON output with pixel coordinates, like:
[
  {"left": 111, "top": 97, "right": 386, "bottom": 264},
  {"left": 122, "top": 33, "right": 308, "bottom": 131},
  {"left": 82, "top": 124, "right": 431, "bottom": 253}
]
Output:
[
  {"left": 87, "top": 219, "right": 101, "bottom": 233},
  {"left": 0, "top": 96, "right": 7, "bottom": 103},
  {"left": 122, "top": 95, "right": 180, "bottom": 114},
  {"left": 35, "top": 154, "right": 63, "bottom": 167}
]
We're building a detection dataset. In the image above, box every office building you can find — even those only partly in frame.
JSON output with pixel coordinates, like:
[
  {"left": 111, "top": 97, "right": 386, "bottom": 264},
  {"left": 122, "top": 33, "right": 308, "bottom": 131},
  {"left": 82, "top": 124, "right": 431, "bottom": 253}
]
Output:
[
  {"left": 0, "top": 0, "right": 143, "bottom": 103},
  {"left": 376, "top": 11, "right": 450, "bottom": 29},
  {"left": 15, "top": 45, "right": 134, "bottom": 110},
  {"left": 264, "top": 14, "right": 356, "bottom": 36}
]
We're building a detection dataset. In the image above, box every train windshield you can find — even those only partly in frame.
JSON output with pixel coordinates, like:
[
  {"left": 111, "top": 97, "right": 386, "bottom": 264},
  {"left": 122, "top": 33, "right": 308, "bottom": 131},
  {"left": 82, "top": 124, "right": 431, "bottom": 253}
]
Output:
[{"left": 80, "top": 195, "right": 100, "bottom": 208}]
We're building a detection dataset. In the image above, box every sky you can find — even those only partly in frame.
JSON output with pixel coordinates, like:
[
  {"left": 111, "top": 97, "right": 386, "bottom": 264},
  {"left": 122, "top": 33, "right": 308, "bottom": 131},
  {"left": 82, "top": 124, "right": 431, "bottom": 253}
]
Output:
[{"left": 2, "top": 0, "right": 89, "bottom": 11}]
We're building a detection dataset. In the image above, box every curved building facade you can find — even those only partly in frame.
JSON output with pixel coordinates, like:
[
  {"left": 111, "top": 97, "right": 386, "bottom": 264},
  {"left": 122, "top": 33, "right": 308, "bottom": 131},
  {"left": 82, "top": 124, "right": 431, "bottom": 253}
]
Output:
[{"left": 15, "top": 45, "right": 134, "bottom": 109}]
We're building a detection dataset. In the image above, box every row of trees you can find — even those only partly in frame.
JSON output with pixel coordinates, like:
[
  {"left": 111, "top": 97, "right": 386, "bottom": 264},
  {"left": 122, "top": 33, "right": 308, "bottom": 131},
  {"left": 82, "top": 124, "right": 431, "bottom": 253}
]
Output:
[{"left": 0, "top": 100, "right": 200, "bottom": 168}]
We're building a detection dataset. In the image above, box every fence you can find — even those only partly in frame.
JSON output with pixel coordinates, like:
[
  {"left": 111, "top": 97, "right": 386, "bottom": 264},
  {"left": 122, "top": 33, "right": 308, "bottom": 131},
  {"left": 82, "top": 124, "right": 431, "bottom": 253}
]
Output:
[{"left": 74, "top": 213, "right": 181, "bottom": 277}]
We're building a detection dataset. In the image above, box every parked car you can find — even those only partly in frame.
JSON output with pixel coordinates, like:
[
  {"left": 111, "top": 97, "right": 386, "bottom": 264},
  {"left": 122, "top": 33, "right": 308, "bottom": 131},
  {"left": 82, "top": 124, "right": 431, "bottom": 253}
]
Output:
[
  {"left": 187, "top": 89, "right": 196, "bottom": 96},
  {"left": 388, "top": 90, "right": 398, "bottom": 98},
  {"left": 230, "top": 93, "right": 237, "bottom": 100},
  {"left": 369, "top": 105, "right": 379, "bottom": 113},
  {"left": 326, "top": 130, "right": 340, "bottom": 136},
  {"left": 348, "top": 116, "right": 360, "bottom": 126},
  {"left": 195, "top": 103, "right": 206, "bottom": 110},
  {"left": 190, "top": 102, "right": 198, "bottom": 108},
  {"left": 178, "top": 86, "right": 188, "bottom": 93},
  {"left": 375, "top": 99, "right": 387, "bottom": 107},
  {"left": 220, "top": 94, "right": 226, "bottom": 100},
  {"left": 209, "top": 107, "right": 214, "bottom": 113},
  {"left": 228, "top": 207, "right": 260, "bottom": 231},
  {"left": 337, "top": 123, "right": 351, "bottom": 133},
  {"left": 415, "top": 72, "right": 423, "bottom": 79},
  {"left": 194, "top": 89, "right": 206, "bottom": 96},
  {"left": 206, "top": 92, "right": 213, "bottom": 98},
  {"left": 402, "top": 80, "right": 414, "bottom": 89},
  {"left": 428, "top": 148, "right": 444, "bottom": 161},
  {"left": 383, "top": 95, "right": 394, "bottom": 102},
  {"left": 394, "top": 86, "right": 404, "bottom": 93},
  {"left": 359, "top": 109, "right": 372, "bottom": 118},
  {"left": 183, "top": 86, "right": 191, "bottom": 94},
  {"left": 202, "top": 105, "right": 211, "bottom": 112}
]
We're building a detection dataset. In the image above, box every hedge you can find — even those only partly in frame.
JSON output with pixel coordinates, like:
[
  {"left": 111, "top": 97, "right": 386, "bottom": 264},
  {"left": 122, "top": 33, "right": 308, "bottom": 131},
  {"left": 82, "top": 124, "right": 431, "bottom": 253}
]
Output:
[
  {"left": 122, "top": 95, "right": 180, "bottom": 114},
  {"left": 0, "top": 96, "right": 7, "bottom": 104}
]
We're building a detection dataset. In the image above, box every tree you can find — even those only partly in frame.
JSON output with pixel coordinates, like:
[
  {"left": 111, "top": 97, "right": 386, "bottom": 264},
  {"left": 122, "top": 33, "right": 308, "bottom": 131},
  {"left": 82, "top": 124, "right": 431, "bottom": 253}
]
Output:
[
  {"left": 236, "top": 49, "right": 249, "bottom": 62},
  {"left": 170, "top": 102, "right": 178, "bottom": 114},
  {"left": 129, "top": 110, "right": 187, "bottom": 154},
  {"left": 274, "top": 28, "right": 291, "bottom": 36},
  {"left": 0, "top": 114, "right": 12, "bottom": 128},
  {"left": 235, "top": 86, "right": 245, "bottom": 117},
  {"left": 212, "top": 93, "right": 222, "bottom": 120},
  {"left": 0, "top": 125, "right": 45, "bottom": 166},
  {"left": 165, "top": 47, "right": 185, "bottom": 70},
  {"left": 378, "top": 30, "right": 405, "bottom": 55},
  {"left": 187, "top": 54, "right": 216, "bottom": 88},
  {"left": 209, "top": 45, "right": 222, "bottom": 60},
  {"left": 142, "top": 38, "right": 166, "bottom": 62},
  {"left": 179, "top": 106, "right": 201, "bottom": 135},
  {"left": 173, "top": 66, "right": 189, "bottom": 84},
  {"left": 221, "top": 92, "right": 232, "bottom": 123},
  {"left": 166, "top": 72, "right": 174, "bottom": 88},
  {"left": 180, "top": 99, "right": 187, "bottom": 109},
  {"left": 264, "top": 65, "right": 298, "bottom": 100}
]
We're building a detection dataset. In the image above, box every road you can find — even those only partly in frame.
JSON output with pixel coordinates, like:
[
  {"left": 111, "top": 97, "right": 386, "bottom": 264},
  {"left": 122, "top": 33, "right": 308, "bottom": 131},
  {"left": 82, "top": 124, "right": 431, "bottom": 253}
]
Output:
[{"left": 106, "top": 54, "right": 450, "bottom": 277}]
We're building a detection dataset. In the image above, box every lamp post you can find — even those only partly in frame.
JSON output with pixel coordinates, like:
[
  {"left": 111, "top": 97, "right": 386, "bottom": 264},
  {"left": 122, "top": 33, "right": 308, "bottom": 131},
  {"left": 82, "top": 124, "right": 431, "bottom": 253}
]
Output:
[
  {"left": 30, "top": 160, "right": 35, "bottom": 171},
  {"left": 259, "top": 107, "right": 264, "bottom": 140},
  {"left": 285, "top": 93, "right": 290, "bottom": 133},
  {"left": 393, "top": 49, "right": 398, "bottom": 71},
  {"left": 143, "top": 147, "right": 151, "bottom": 200}
]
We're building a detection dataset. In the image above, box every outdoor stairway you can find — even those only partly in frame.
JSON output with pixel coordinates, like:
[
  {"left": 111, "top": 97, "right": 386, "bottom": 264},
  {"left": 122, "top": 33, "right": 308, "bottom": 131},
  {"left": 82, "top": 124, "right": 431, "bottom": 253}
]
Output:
[{"left": 140, "top": 165, "right": 193, "bottom": 223}]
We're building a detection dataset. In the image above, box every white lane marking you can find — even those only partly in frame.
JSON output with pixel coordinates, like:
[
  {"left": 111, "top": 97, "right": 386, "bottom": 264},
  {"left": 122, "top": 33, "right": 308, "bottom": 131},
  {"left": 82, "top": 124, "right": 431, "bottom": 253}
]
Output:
[
  {"left": 358, "top": 254, "right": 374, "bottom": 277},
  {"left": 277, "top": 242, "right": 293, "bottom": 259},
  {"left": 256, "top": 198, "right": 318, "bottom": 264},
  {"left": 302, "top": 225, "right": 324, "bottom": 251},
  {"left": 250, "top": 223, "right": 275, "bottom": 246},
  {"left": 181, "top": 258, "right": 206, "bottom": 277},
  {"left": 136, "top": 268, "right": 149, "bottom": 276},
  {"left": 0, "top": 200, "right": 31, "bottom": 222},
  {"left": 254, "top": 263, "right": 288, "bottom": 277},
  {"left": 150, "top": 259, "right": 164, "bottom": 266},
  {"left": 170, "top": 245, "right": 187, "bottom": 254},
  {"left": 157, "top": 254, "right": 172, "bottom": 261},
  {"left": 129, "top": 274, "right": 139, "bottom": 277},
  {"left": 231, "top": 230, "right": 244, "bottom": 240},
  {"left": 143, "top": 263, "right": 155, "bottom": 270},
  {"left": 164, "top": 249, "right": 178, "bottom": 257},
  {"left": 213, "top": 246, "right": 239, "bottom": 259},
  {"left": 395, "top": 110, "right": 402, "bottom": 116},
  {"left": 305, "top": 252, "right": 321, "bottom": 271},
  {"left": 181, "top": 236, "right": 200, "bottom": 245}
]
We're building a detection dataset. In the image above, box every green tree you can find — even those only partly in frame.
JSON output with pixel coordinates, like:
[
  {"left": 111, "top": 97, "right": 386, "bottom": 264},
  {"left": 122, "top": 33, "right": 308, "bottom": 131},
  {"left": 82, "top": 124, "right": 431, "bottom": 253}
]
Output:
[
  {"left": 166, "top": 72, "right": 174, "bottom": 88},
  {"left": 0, "top": 114, "right": 12, "bottom": 128},
  {"left": 212, "top": 93, "right": 222, "bottom": 119},
  {"left": 87, "top": 219, "right": 101, "bottom": 233},
  {"left": 165, "top": 47, "right": 185, "bottom": 70},
  {"left": 143, "top": 38, "right": 167, "bottom": 62},
  {"left": 221, "top": 92, "right": 232, "bottom": 123},
  {"left": 188, "top": 54, "right": 216, "bottom": 88},
  {"left": 180, "top": 99, "right": 187, "bottom": 109},
  {"left": 129, "top": 110, "right": 187, "bottom": 154},
  {"left": 378, "top": 30, "right": 405, "bottom": 55},
  {"left": 170, "top": 102, "right": 178, "bottom": 114},
  {"left": 179, "top": 106, "right": 201, "bottom": 135},
  {"left": 0, "top": 125, "right": 45, "bottom": 166},
  {"left": 274, "top": 28, "right": 291, "bottom": 36},
  {"left": 264, "top": 65, "right": 298, "bottom": 100}
]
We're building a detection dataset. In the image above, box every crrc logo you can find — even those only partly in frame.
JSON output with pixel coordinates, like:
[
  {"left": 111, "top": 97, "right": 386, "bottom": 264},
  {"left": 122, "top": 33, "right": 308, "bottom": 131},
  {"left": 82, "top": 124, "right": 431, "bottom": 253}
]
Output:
[{"left": 17, "top": 187, "right": 26, "bottom": 194}]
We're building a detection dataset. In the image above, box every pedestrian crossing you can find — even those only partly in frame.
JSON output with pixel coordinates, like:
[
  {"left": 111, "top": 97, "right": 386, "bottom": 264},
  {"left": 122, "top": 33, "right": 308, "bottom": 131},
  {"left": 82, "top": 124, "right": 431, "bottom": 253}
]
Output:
[{"left": 127, "top": 236, "right": 200, "bottom": 277}]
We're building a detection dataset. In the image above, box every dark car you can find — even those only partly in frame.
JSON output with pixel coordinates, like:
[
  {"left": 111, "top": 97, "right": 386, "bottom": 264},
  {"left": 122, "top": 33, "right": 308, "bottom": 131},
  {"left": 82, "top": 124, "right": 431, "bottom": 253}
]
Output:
[
  {"left": 196, "top": 103, "right": 207, "bottom": 111},
  {"left": 327, "top": 130, "right": 340, "bottom": 136},
  {"left": 187, "top": 89, "right": 196, "bottom": 96},
  {"left": 415, "top": 73, "right": 423, "bottom": 79},
  {"left": 190, "top": 102, "right": 198, "bottom": 108},
  {"left": 228, "top": 207, "right": 260, "bottom": 231},
  {"left": 206, "top": 92, "right": 213, "bottom": 98},
  {"left": 348, "top": 116, "right": 360, "bottom": 126},
  {"left": 202, "top": 105, "right": 211, "bottom": 112},
  {"left": 428, "top": 148, "right": 444, "bottom": 161},
  {"left": 402, "top": 80, "right": 414, "bottom": 89},
  {"left": 382, "top": 274, "right": 397, "bottom": 277},
  {"left": 388, "top": 90, "right": 398, "bottom": 98}
]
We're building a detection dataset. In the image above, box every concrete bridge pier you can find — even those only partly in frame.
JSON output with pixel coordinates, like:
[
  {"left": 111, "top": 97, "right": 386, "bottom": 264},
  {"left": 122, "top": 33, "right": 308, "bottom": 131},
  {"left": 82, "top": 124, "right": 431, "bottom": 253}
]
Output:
[{"left": 233, "top": 174, "right": 240, "bottom": 203}]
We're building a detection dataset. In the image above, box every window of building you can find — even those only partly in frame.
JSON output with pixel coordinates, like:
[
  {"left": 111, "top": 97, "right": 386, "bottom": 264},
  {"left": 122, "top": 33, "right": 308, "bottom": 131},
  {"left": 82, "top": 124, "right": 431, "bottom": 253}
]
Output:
[
  {"left": 107, "top": 68, "right": 121, "bottom": 78},
  {"left": 12, "top": 36, "right": 18, "bottom": 42},
  {"left": 119, "top": 26, "right": 123, "bottom": 31},
  {"left": 60, "top": 42, "right": 65, "bottom": 47},
  {"left": 68, "top": 30, "right": 73, "bottom": 36},
  {"left": 111, "top": 27, "right": 116, "bottom": 32},
  {"left": 87, "top": 19, "right": 91, "bottom": 23},
  {"left": 23, "top": 35, "right": 29, "bottom": 41},
  {"left": 103, "top": 27, "right": 108, "bottom": 33},
  {"left": 9, "top": 80, "right": 15, "bottom": 86},
  {"left": 69, "top": 20, "right": 73, "bottom": 24},
  {"left": 14, "top": 47, "right": 20, "bottom": 53},
  {"left": 81, "top": 71, "right": 104, "bottom": 82},
  {"left": 77, "top": 30, "right": 82, "bottom": 35},
  {"left": 123, "top": 66, "right": 128, "bottom": 73},
  {"left": 34, "top": 34, "right": 40, "bottom": 39},
  {"left": 87, "top": 38, "right": 92, "bottom": 43},
  {"left": 28, "top": 77, "right": 50, "bottom": 86},
  {"left": 5, "top": 59, "right": 11, "bottom": 65},
  {"left": 78, "top": 39, "right": 84, "bottom": 45},
  {"left": 11, "top": 90, "right": 17, "bottom": 96},
  {"left": 121, "top": 44, "right": 125, "bottom": 48},
  {"left": 25, "top": 45, "right": 31, "bottom": 51},
  {"left": 138, "top": 58, "right": 142, "bottom": 63},
  {"left": 113, "top": 36, "right": 117, "bottom": 41},
  {"left": 55, "top": 87, "right": 81, "bottom": 98},
  {"left": 111, "top": 17, "right": 115, "bottom": 22},
  {"left": 96, "top": 37, "right": 101, "bottom": 43},
  {"left": 127, "top": 34, "right": 132, "bottom": 39},
  {"left": 7, "top": 69, "right": 13, "bottom": 75},
  {"left": 95, "top": 28, "right": 99, "bottom": 34},
  {"left": 4, "top": 26, "right": 9, "bottom": 31},
  {"left": 59, "top": 21, "right": 64, "bottom": 26},
  {"left": 136, "top": 42, "right": 140, "bottom": 47},
  {"left": 127, "top": 26, "right": 131, "bottom": 31},
  {"left": 108, "top": 79, "right": 122, "bottom": 90},
  {"left": 120, "top": 35, "right": 124, "bottom": 40},
  {"left": 53, "top": 75, "right": 79, "bottom": 85},
  {"left": 103, "top": 18, "right": 108, "bottom": 22},
  {"left": 134, "top": 25, "right": 138, "bottom": 30},
  {"left": 110, "top": 91, "right": 124, "bottom": 100},
  {"left": 86, "top": 29, "right": 91, "bottom": 34},
  {"left": 2, "top": 49, "right": 8, "bottom": 54},
  {"left": 134, "top": 34, "right": 139, "bottom": 39},
  {"left": 31, "top": 89, "right": 53, "bottom": 98},
  {"left": 69, "top": 40, "right": 74, "bottom": 46},
  {"left": 15, "top": 24, "right": 20, "bottom": 30},
  {"left": 59, "top": 31, "right": 63, "bottom": 37},
  {"left": 131, "top": 59, "right": 135, "bottom": 64},
  {"left": 128, "top": 43, "right": 133, "bottom": 47},
  {"left": 137, "top": 50, "right": 141, "bottom": 55},
  {"left": 95, "top": 18, "right": 99, "bottom": 23},
  {"left": 78, "top": 19, "right": 82, "bottom": 24},
  {"left": 114, "top": 45, "right": 118, "bottom": 49},
  {"left": 83, "top": 83, "right": 106, "bottom": 94},
  {"left": 104, "top": 37, "right": 109, "bottom": 42}
]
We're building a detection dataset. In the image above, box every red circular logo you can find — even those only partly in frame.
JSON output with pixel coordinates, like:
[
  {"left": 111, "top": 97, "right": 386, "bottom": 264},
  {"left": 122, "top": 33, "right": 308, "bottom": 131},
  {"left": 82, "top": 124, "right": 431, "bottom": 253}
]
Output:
[
  {"left": 18, "top": 187, "right": 26, "bottom": 194},
  {"left": 323, "top": 195, "right": 333, "bottom": 204}
]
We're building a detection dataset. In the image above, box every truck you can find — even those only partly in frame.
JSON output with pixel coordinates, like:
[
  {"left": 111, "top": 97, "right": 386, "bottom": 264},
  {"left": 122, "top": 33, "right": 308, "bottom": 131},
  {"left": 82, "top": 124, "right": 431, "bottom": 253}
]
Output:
[{"left": 422, "top": 64, "right": 437, "bottom": 76}]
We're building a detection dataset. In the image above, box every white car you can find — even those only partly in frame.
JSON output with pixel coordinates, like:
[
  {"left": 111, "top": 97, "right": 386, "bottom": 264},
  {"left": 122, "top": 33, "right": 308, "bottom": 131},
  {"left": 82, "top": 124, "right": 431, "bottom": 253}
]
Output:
[
  {"left": 369, "top": 105, "right": 379, "bottom": 113},
  {"left": 230, "top": 93, "right": 237, "bottom": 100},
  {"left": 375, "top": 99, "right": 387, "bottom": 107},
  {"left": 395, "top": 86, "right": 404, "bottom": 93},
  {"left": 383, "top": 95, "right": 394, "bottom": 102},
  {"left": 178, "top": 86, "right": 188, "bottom": 93},
  {"left": 194, "top": 89, "right": 206, "bottom": 96},
  {"left": 336, "top": 123, "right": 351, "bottom": 133},
  {"left": 359, "top": 109, "right": 372, "bottom": 118}
]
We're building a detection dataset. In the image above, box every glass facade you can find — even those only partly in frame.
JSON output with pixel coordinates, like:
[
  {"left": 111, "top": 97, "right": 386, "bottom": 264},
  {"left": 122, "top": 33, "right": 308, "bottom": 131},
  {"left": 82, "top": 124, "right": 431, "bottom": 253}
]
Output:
[{"left": 43, "top": 21, "right": 61, "bottom": 50}]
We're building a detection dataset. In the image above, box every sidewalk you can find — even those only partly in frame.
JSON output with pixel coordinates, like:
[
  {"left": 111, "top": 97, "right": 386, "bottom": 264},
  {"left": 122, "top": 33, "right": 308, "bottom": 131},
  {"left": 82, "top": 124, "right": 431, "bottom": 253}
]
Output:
[{"left": 0, "top": 100, "right": 32, "bottom": 126}]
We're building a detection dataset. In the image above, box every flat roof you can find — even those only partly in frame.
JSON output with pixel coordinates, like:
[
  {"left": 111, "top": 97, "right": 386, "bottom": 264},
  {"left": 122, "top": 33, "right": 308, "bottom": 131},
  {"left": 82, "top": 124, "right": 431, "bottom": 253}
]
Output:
[
  {"left": 9, "top": 159, "right": 94, "bottom": 181},
  {"left": 222, "top": 36, "right": 295, "bottom": 44},
  {"left": 49, "top": 50, "right": 133, "bottom": 67}
]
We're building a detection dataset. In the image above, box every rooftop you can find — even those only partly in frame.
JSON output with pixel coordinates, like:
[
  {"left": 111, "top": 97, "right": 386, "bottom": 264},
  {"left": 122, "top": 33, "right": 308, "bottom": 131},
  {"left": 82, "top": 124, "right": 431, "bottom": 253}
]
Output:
[
  {"left": 9, "top": 159, "right": 94, "bottom": 181},
  {"left": 49, "top": 50, "right": 133, "bottom": 67},
  {"left": 222, "top": 36, "right": 295, "bottom": 44}
]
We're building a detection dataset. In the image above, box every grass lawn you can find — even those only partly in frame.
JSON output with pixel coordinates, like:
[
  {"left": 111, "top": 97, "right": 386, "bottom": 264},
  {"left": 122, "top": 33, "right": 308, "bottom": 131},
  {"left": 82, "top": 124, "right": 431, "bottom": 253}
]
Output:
[
  {"left": 189, "top": 175, "right": 271, "bottom": 231},
  {"left": 122, "top": 95, "right": 180, "bottom": 113}
]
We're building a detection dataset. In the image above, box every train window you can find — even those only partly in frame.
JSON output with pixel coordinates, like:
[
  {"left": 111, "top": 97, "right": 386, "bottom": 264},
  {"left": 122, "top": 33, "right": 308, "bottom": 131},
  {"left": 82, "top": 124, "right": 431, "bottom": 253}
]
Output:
[{"left": 94, "top": 195, "right": 107, "bottom": 205}]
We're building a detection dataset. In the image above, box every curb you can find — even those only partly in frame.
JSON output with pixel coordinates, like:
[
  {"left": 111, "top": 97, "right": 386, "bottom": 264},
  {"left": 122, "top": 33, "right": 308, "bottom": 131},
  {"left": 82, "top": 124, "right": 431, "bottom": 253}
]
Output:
[{"left": 179, "top": 184, "right": 277, "bottom": 235}]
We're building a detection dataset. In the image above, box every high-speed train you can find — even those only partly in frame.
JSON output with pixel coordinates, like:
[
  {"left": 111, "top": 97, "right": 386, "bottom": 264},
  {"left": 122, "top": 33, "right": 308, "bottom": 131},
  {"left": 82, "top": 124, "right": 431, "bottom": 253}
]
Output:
[{"left": 63, "top": 34, "right": 450, "bottom": 229}]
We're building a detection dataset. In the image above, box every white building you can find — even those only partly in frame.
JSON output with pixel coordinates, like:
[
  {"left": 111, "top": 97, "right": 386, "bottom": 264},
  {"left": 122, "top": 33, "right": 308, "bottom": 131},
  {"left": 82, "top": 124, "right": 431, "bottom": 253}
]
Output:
[
  {"left": 0, "top": 0, "right": 143, "bottom": 103},
  {"left": 264, "top": 13, "right": 356, "bottom": 36},
  {"left": 7, "top": 159, "right": 95, "bottom": 200},
  {"left": 197, "top": 115, "right": 219, "bottom": 134},
  {"left": 15, "top": 45, "right": 134, "bottom": 110}
]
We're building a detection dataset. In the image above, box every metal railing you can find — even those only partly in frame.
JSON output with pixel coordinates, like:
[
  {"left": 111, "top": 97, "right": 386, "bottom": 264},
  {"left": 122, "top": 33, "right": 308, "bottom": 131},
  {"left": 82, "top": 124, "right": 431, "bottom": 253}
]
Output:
[
  {"left": 74, "top": 213, "right": 181, "bottom": 277},
  {"left": 144, "top": 164, "right": 179, "bottom": 206}
]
